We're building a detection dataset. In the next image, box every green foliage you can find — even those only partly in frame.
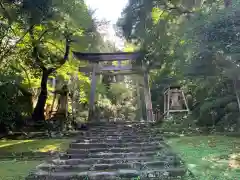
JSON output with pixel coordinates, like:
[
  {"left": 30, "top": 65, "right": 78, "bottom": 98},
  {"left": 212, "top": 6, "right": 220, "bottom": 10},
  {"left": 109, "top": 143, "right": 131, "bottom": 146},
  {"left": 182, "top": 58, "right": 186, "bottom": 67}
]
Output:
[
  {"left": 168, "top": 136, "right": 240, "bottom": 180},
  {"left": 94, "top": 78, "right": 138, "bottom": 121},
  {"left": 118, "top": 0, "right": 240, "bottom": 130},
  {"left": 0, "top": 0, "right": 108, "bottom": 129},
  {"left": 216, "top": 112, "right": 240, "bottom": 132},
  {"left": 0, "top": 73, "right": 32, "bottom": 132},
  {"left": 109, "top": 83, "right": 132, "bottom": 104}
]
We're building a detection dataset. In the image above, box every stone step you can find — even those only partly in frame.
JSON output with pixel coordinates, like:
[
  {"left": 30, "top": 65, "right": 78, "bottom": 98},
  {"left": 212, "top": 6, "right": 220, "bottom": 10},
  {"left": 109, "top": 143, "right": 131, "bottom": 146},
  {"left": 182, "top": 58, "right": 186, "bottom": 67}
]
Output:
[
  {"left": 88, "top": 127, "right": 162, "bottom": 132},
  {"left": 70, "top": 142, "right": 164, "bottom": 149},
  {"left": 73, "top": 138, "right": 164, "bottom": 144},
  {"left": 84, "top": 133, "right": 163, "bottom": 138},
  {"left": 95, "top": 122, "right": 155, "bottom": 126},
  {"left": 85, "top": 128, "right": 161, "bottom": 133},
  {"left": 87, "top": 127, "right": 156, "bottom": 132},
  {"left": 80, "top": 135, "right": 161, "bottom": 140},
  {"left": 83, "top": 132, "right": 162, "bottom": 138},
  {"left": 69, "top": 142, "right": 164, "bottom": 149},
  {"left": 74, "top": 136, "right": 164, "bottom": 142},
  {"left": 27, "top": 168, "right": 186, "bottom": 180},
  {"left": 48, "top": 156, "right": 181, "bottom": 166},
  {"left": 87, "top": 122, "right": 154, "bottom": 127},
  {"left": 25, "top": 122, "right": 186, "bottom": 180},
  {"left": 60, "top": 151, "right": 176, "bottom": 159},
  {"left": 27, "top": 177, "right": 182, "bottom": 180},
  {"left": 37, "top": 160, "right": 181, "bottom": 172},
  {"left": 84, "top": 128, "right": 162, "bottom": 132},
  {"left": 88, "top": 127, "right": 161, "bottom": 132},
  {"left": 83, "top": 130, "right": 164, "bottom": 136},
  {"left": 67, "top": 145, "right": 164, "bottom": 154},
  {"left": 89, "top": 124, "right": 156, "bottom": 128},
  {"left": 88, "top": 127, "right": 149, "bottom": 131}
]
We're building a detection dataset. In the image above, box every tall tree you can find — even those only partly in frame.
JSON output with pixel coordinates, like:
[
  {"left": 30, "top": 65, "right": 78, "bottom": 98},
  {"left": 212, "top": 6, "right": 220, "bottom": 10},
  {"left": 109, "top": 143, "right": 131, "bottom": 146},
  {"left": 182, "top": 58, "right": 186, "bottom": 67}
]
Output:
[{"left": 0, "top": 0, "right": 99, "bottom": 121}]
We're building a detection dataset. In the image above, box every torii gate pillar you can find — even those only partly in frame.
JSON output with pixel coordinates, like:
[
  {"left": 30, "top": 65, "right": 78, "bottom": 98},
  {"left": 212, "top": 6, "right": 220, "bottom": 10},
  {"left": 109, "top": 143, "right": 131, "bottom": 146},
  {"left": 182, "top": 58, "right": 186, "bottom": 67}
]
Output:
[
  {"left": 88, "top": 62, "right": 98, "bottom": 121},
  {"left": 143, "top": 68, "right": 154, "bottom": 122}
]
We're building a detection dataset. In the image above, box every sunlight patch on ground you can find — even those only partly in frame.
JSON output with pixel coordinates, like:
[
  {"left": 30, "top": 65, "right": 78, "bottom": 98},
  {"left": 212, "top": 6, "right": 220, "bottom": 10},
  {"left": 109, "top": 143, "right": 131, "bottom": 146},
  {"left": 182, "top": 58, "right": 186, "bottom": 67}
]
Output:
[
  {"left": 36, "top": 143, "right": 63, "bottom": 153},
  {"left": 0, "top": 139, "right": 71, "bottom": 180},
  {"left": 0, "top": 139, "right": 71, "bottom": 153},
  {"left": 0, "top": 140, "right": 35, "bottom": 148},
  {"left": 229, "top": 153, "right": 240, "bottom": 169}
]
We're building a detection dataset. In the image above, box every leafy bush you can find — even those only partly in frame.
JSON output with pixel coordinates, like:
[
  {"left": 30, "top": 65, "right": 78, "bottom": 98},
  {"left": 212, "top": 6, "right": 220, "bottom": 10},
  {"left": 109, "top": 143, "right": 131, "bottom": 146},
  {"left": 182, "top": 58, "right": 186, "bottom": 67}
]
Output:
[
  {"left": 216, "top": 112, "right": 240, "bottom": 132},
  {"left": 0, "top": 74, "right": 32, "bottom": 133}
]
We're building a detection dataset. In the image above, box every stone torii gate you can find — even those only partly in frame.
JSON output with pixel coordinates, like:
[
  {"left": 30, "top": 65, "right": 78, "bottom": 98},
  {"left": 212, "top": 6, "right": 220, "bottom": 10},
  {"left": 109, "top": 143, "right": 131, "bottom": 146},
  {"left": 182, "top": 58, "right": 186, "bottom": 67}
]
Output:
[{"left": 72, "top": 51, "right": 153, "bottom": 122}]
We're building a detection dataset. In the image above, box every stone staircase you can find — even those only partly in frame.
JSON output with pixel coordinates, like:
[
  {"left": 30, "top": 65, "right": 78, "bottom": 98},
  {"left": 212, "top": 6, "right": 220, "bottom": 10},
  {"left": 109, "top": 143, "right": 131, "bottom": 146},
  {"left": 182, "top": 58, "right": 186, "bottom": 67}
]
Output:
[{"left": 26, "top": 122, "right": 186, "bottom": 180}]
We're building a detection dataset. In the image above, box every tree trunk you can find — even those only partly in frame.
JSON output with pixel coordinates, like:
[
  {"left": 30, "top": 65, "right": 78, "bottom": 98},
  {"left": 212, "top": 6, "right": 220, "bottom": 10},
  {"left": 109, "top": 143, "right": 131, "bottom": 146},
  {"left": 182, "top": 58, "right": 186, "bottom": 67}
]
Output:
[
  {"left": 32, "top": 69, "right": 51, "bottom": 121},
  {"left": 30, "top": 30, "right": 70, "bottom": 122}
]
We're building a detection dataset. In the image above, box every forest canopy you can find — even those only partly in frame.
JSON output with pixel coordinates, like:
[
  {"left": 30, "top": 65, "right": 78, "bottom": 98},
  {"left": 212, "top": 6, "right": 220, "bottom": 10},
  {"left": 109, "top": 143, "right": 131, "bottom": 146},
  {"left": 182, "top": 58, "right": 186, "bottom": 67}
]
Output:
[
  {"left": 0, "top": 0, "right": 240, "bottom": 133},
  {"left": 117, "top": 0, "right": 240, "bottom": 131}
]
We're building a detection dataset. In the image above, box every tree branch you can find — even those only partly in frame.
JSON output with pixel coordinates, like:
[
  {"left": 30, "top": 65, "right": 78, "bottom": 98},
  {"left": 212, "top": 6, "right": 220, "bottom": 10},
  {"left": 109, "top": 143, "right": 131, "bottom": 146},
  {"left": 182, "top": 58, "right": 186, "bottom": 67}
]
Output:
[
  {"left": 18, "top": 62, "right": 32, "bottom": 89},
  {"left": 43, "top": 41, "right": 65, "bottom": 54},
  {"left": 0, "top": 0, "right": 17, "bottom": 36},
  {"left": 29, "top": 26, "right": 46, "bottom": 71},
  {"left": 162, "top": 1, "right": 193, "bottom": 14},
  {"left": 0, "top": 25, "right": 33, "bottom": 63},
  {"left": 0, "top": 1, "right": 10, "bottom": 20},
  {"left": 167, "top": 7, "right": 192, "bottom": 14},
  {"left": 49, "top": 35, "right": 71, "bottom": 73},
  {"left": 37, "top": 29, "right": 49, "bottom": 42}
]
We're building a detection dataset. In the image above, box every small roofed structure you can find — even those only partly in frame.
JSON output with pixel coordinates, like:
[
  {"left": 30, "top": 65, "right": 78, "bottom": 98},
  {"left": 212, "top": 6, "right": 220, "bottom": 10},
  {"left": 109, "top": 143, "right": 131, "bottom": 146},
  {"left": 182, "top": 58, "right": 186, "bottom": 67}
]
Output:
[
  {"left": 73, "top": 51, "right": 154, "bottom": 122},
  {"left": 164, "top": 85, "right": 190, "bottom": 116}
]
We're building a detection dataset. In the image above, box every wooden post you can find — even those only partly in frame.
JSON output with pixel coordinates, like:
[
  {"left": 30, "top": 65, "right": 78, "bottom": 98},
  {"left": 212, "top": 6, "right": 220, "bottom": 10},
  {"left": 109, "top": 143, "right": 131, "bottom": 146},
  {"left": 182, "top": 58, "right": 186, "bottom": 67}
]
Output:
[
  {"left": 167, "top": 89, "right": 170, "bottom": 117},
  {"left": 164, "top": 91, "right": 166, "bottom": 114},
  {"left": 136, "top": 77, "right": 143, "bottom": 121},
  {"left": 88, "top": 62, "right": 98, "bottom": 121},
  {"left": 143, "top": 70, "right": 154, "bottom": 122},
  {"left": 118, "top": 60, "right": 121, "bottom": 67},
  {"left": 49, "top": 78, "right": 57, "bottom": 118},
  {"left": 234, "top": 79, "right": 240, "bottom": 132},
  {"left": 52, "top": 78, "right": 56, "bottom": 89},
  {"left": 116, "top": 60, "right": 121, "bottom": 82},
  {"left": 181, "top": 90, "right": 190, "bottom": 113},
  {"left": 49, "top": 93, "right": 56, "bottom": 118},
  {"left": 65, "top": 94, "right": 68, "bottom": 121},
  {"left": 71, "top": 73, "right": 79, "bottom": 120}
]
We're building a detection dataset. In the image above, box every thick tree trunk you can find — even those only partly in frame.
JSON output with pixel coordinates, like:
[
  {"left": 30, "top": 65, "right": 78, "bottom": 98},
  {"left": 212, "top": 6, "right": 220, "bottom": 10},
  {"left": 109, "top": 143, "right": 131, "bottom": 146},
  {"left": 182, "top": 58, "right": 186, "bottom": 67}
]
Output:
[
  {"left": 32, "top": 69, "right": 51, "bottom": 121},
  {"left": 30, "top": 28, "right": 70, "bottom": 121}
]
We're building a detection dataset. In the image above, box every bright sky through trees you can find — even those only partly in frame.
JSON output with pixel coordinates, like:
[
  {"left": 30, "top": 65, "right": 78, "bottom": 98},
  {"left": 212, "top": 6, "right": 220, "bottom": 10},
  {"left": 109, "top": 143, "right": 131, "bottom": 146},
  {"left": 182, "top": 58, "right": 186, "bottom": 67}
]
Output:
[{"left": 85, "top": 0, "right": 128, "bottom": 49}]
